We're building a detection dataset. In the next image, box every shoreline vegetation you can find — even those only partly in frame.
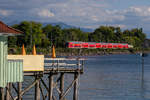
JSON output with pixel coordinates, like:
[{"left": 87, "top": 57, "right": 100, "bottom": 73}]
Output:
[
  {"left": 8, "top": 47, "right": 150, "bottom": 56},
  {"left": 8, "top": 20, "right": 150, "bottom": 56}
]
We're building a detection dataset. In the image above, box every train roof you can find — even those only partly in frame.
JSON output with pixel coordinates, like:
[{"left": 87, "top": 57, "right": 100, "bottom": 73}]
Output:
[{"left": 68, "top": 41, "right": 129, "bottom": 45}]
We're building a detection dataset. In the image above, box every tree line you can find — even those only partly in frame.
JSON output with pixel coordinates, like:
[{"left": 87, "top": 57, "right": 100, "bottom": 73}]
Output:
[{"left": 8, "top": 21, "right": 147, "bottom": 49}]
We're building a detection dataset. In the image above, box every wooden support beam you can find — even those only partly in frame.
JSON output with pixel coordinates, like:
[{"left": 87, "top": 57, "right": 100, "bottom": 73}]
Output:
[
  {"left": 41, "top": 77, "right": 61, "bottom": 100},
  {"left": 39, "top": 82, "right": 45, "bottom": 100},
  {"left": 49, "top": 73, "right": 53, "bottom": 100},
  {"left": 0, "top": 87, "right": 5, "bottom": 100},
  {"left": 14, "top": 78, "right": 40, "bottom": 100},
  {"left": 12, "top": 84, "right": 18, "bottom": 93},
  {"left": 6, "top": 86, "right": 15, "bottom": 100},
  {"left": 35, "top": 76, "right": 40, "bottom": 100},
  {"left": 6, "top": 83, "right": 12, "bottom": 100},
  {"left": 53, "top": 75, "right": 61, "bottom": 89},
  {"left": 41, "top": 79, "right": 49, "bottom": 92},
  {"left": 73, "top": 73, "right": 79, "bottom": 100},
  {"left": 60, "top": 74, "right": 79, "bottom": 100},
  {"left": 18, "top": 82, "right": 22, "bottom": 100},
  {"left": 21, "top": 78, "right": 40, "bottom": 96},
  {"left": 59, "top": 73, "right": 64, "bottom": 100},
  {"left": 41, "top": 78, "right": 58, "bottom": 100}
]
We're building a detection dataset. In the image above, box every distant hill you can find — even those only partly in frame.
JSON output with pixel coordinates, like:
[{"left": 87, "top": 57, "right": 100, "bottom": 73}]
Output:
[
  {"left": 8, "top": 21, "right": 94, "bottom": 32},
  {"left": 7, "top": 20, "right": 20, "bottom": 26},
  {"left": 43, "top": 22, "right": 94, "bottom": 32}
]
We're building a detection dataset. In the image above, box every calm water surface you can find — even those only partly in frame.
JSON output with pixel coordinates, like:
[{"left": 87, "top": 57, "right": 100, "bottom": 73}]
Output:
[{"left": 22, "top": 54, "right": 150, "bottom": 100}]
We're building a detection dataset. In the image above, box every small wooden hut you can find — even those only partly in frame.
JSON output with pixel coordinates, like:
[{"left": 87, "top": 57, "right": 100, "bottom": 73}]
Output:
[{"left": 0, "top": 21, "right": 23, "bottom": 87}]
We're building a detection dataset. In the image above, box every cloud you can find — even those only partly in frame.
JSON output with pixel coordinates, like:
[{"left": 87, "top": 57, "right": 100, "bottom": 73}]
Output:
[
  {"left": 0, "top": 9, "right": 13, "bottom": 16},
  {"left": 37, "top": 9, "right": 55, "bottom": 18},
  {"left": 127, "top": 6, "right": 150, "bottom": 17},
  {"left": 1, "top": 0, "right": 150, "bottom": 36}
]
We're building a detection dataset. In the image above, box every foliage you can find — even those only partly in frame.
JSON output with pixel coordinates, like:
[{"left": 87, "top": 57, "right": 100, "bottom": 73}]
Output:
[{"left": 9, "top": 21, "right": 147, "bottom": 51}]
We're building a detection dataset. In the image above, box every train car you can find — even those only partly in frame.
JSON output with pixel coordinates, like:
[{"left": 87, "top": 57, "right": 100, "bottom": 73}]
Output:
[{"left": 67, "top": 41, "right": 133, "bottom": 49}]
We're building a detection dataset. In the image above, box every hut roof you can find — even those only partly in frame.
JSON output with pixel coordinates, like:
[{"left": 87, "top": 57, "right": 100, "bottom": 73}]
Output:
[{"left": 0, "top": 21, "right": 23, "bottom": 35}]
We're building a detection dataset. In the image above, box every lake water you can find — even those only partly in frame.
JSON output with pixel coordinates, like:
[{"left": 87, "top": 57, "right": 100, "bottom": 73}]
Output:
[
  {"left": 22, "top": 54, "right": 150, "bottom": 100},
  {"left": 79, "top": 54, "right": 150, "bottom": 100}
]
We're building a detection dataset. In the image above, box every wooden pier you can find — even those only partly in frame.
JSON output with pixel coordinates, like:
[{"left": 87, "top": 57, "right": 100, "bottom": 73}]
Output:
[{"left": 0, "top": 57, "right": 84, "bottom": 100}]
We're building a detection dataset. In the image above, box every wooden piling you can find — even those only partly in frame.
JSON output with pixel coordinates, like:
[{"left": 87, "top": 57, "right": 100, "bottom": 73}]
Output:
[
  {"left": 6, "top": 83, "right": 12, "bottom": 100},
  {"left": 35, "top": 76, "right": 40, "bottom": 100},
  {"left": 0, "top": 87, "right": 5, "bottom": 100},
  {"left": 18, "top": 82, "right": 22, "bottom": 100},
  {"left": 59, "top": 73, "right": 64, "bottom": 100},
  {"left": 49, "top": 73, "right": 53, "bottom": 100},
  {"left": 73, "top": 73, "right": 78, "bottom": 100}
]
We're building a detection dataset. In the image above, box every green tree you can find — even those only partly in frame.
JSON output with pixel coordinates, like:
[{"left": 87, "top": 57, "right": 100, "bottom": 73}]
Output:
[{"left": 12, "top": 21, "right": 45, "bottom": 47}]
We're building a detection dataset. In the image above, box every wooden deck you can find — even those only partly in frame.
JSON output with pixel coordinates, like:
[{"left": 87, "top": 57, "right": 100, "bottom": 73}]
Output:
[
  {"left": 1, "top": 57, "right": 85, "bottom": 100},
  {"left": 24, "top": 68, "right": 83, "bottom": 76}
]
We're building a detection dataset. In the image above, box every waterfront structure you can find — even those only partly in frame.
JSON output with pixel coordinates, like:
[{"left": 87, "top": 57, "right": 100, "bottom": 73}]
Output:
[{"left": 0, "top": 21, "right": 84, "bottom": 100}]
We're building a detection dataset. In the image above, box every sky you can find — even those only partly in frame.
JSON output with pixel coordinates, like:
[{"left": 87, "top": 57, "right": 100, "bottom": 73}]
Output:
[{"left": 0, "top": 0, "right": 150, "bottom": 37}]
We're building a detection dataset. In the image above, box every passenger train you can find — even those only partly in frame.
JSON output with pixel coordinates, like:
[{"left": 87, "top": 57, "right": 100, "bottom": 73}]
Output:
[{"left": 66, "top": 41, "right": 133, "bottom": 49}]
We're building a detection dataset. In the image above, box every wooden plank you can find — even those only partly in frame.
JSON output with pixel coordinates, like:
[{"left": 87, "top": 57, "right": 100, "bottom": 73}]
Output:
[
  {"left": 44, "top": 58, "right": 85, "bottom": 61},
  {"left": 44, "top": 63, "right": 81, "bottom": 67}
]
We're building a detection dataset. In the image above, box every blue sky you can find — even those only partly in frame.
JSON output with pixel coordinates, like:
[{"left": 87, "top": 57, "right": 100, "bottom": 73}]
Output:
[{"left": 0, "top": 0, "right": 150, "bottom": 37}]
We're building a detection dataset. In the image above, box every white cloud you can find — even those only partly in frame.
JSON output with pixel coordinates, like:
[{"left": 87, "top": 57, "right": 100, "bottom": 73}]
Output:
[
  {"left": 127, "top": 6, "right": 150, "bottom": 17},
  {"left": 0, "top": 9, "right": 13, "bottom": 16},
  {"left": 91, "top": 16, "right": 99, "bottom": 22},
  {"left": 1, "top": 0, "right": 150, "bottom": 35},
  {"left": 111, "top": 24, "right": 126, "bottom": 29},
  {"left": 37, "top": 9, "right": 54, "bottom": 18}
]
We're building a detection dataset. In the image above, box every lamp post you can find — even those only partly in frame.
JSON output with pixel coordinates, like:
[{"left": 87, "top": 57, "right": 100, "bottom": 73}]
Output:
[{"left": 140, "top": 53, "right": 148, "bottom": 89}]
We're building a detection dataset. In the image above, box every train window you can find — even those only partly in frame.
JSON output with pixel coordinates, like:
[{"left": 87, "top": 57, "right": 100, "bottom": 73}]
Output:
[
  {"left": 82, "top": 43, "right": 89, "bottom": 48},
  {"left": 113, "top": 45, "right": 117, "bottom": 48},
  {"left": 89, "top": 44, "right": 96, "bottom": 48},
  {"left": 74, "top": 44, "right": 81, "bottom": 47},
  {"left": 108, "top": 44, "right": 112, "bottom": 48},
  {"left": 102, "top": 45, "right": 107, "bottom": 48},
  {"left": 96, "top": 43, "right": 101, "bottom": 48},
  {"left": 118, "top": 44, "right": 123, "bottom": 48}
]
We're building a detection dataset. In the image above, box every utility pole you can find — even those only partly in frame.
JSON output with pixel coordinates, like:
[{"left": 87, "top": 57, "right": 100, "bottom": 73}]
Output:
[{"left": 30, "top": 22, "right": 33, "bottom": 47}]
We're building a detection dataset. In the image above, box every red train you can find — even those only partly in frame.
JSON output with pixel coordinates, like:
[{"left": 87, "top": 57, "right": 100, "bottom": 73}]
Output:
[{"left": 67, "top": 41, "right": 133, "bottom": 49}]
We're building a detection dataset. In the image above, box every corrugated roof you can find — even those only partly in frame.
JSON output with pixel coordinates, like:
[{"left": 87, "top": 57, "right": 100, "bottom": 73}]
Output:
[{"left": 0, "top": 21, "right": 23, "bottom": 35}]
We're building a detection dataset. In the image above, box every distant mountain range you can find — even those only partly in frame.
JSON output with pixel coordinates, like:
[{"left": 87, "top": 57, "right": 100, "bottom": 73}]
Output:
[
  {"left": 7, "top": 21, "right": 94, "bottom": 32},
  {"left": 43, "top": 22, "right": 94, "bottom": 32}
]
